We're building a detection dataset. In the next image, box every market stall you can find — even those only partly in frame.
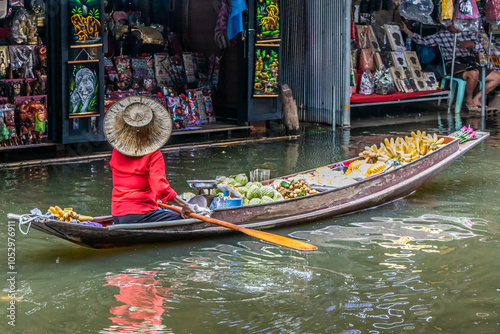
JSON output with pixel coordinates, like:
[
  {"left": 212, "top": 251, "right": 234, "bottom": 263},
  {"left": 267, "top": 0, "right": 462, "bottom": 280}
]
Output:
[
  {"left": 48, "top": 0, "right": 281, "bottom": 145},
  {"left": 350, "top": 0, "right": 450, "bottom": 109},
  {"left": 350, "top": 0, "right": 500, "bottom": 115},
  {"left": 0, "top": 0, "right": 48, "bottom": 148}
]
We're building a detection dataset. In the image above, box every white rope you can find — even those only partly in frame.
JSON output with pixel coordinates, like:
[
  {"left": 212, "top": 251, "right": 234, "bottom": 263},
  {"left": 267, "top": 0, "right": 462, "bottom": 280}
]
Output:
[{"left": 17, "top": 211, "right": 54, "bottom": 235}]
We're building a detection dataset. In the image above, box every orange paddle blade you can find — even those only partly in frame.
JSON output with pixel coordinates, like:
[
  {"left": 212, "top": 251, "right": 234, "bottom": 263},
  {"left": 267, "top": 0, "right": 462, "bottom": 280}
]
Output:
[{"left": 159, "top": 202, "right": 318, "bottom": 251}]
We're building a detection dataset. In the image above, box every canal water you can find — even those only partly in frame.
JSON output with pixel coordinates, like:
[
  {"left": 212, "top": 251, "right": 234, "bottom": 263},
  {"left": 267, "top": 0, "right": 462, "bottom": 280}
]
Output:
[{"left": 1, "top": 114, "right": 499, "bottom": 333}]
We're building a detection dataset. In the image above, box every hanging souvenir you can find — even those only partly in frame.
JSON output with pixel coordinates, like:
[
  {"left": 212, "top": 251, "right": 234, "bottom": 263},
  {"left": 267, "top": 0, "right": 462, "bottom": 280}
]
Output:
[
  {"left": 154, "top": 53, "right": 174, "bottom": 86},
  {"left": 9, "top": 45, "right": 36, "bottom": 78},
  {"left": 359, "top": 69, "right": 374, "bottom": 95},
  {"left": 69, "top": 0, "right": 102, "bottom": 46},
  {"left": 485, "top": 0, "right": 500, "bottom": 23},
  {"left": 358, "top": 26, "right": 373, "bottom": 73},
  {"left": 454, "top": 0, "right": 480, "bottom": 31},
  {"left": 440, "top": 0, "right": 454, "bottom": 25},
  {"left": 185, "top": 89, "right": 201, "bottom": 126},
  {"left": 195, "top": 88, "right": 208, "bottom": 124},
  {"left": 113, "top": 55, "right": 132, "bottom": 90},
  {"left": 253, "top": 46, "right": 279, "bottom": 96},
  {"left": 131, "top": 57, "right": 148, "bottom": 84},
  {"left": 373, "top": 67, "right": 394, "bottom": 95},
  {"left": 0, "top": 46, "right": 9, "bottom": 78},
  {"left": 399, "top": 0, "right": 434, "bottom": 25},
  {"left": 203, "top": 91, "right": 216, "bottom": 123},
  {"left": 0, "top": 0, "right": 8, "bottom": 20},
  {"left": 256, "top": 0, "right": 280, "bottom": 41}
]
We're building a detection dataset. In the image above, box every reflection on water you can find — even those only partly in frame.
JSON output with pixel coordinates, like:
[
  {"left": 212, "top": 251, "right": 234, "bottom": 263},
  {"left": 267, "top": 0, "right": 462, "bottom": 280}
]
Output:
[
  {"left": 102, "top": 270, "right": 172, "bottom": 334},
  {"left": 89, "top": 214, "right": 488, "bottom": 333}
]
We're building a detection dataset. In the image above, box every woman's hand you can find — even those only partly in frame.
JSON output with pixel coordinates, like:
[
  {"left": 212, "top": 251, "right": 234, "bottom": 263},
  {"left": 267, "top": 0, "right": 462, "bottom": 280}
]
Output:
[
  {"left": 167, "top": 196, "right": 196, "bottom": 219},
  {"left": 180, "top": 204, "right": 196, "bottom": 219}
]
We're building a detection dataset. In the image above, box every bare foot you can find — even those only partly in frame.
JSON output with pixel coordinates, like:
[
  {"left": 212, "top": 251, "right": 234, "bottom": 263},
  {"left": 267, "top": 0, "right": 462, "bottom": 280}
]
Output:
[
  {"left": 466, "top": 101, "right": 478, "bottom": 109},
  {"left": 472, "top": 99, "right": 487, "bottom": 108}
]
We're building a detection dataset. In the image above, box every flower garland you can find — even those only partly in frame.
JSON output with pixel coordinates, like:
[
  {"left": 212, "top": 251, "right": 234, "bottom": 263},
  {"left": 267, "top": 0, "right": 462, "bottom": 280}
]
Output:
[{"left": 455, "top": 126, "right": 478, "bottom": 144}]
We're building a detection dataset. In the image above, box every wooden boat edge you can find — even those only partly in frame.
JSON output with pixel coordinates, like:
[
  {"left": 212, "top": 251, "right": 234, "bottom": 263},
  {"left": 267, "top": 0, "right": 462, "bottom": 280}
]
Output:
[{"left": 7, "top": 132, "right": 489, "bottom": 248}]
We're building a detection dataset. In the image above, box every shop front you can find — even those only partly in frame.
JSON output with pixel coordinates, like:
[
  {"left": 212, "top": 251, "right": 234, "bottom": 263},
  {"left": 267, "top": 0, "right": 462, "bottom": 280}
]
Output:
[
  {"left": 49, "top": 0, "right": 282, "bottom": 145},
  {"left": 0, "top": 0, "right": 282, "bottom": 157},
  {"left": 348, "top": 0, "right": 500, "bottom": 122},
  {"left": 0, "top": 1, "right": 48, "bottom": 149}
]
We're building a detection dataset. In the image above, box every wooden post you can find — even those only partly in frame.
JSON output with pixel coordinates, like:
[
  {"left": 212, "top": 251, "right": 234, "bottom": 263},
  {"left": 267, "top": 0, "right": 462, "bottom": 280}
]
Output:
[{"left": 279, "top": 84, "right": 300, "bottom": 136}]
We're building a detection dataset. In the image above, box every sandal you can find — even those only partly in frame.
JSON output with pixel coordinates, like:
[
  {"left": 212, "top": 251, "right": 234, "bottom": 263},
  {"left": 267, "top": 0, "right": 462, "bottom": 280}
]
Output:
[{"left": 466, "top": 106, "right": 481, "bottom": 112}]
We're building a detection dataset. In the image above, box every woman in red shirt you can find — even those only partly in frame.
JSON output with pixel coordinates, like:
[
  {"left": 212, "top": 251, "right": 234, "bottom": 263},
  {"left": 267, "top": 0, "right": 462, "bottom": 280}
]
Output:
[{"left": 104, "top": 96, "right": 195, "bottom": 225}]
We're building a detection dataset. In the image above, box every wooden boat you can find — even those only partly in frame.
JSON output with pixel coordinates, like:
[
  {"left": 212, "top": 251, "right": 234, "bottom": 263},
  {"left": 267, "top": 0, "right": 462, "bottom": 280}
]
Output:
[{"left": 8, "top": 132, "right": 489, "bottom": 249}]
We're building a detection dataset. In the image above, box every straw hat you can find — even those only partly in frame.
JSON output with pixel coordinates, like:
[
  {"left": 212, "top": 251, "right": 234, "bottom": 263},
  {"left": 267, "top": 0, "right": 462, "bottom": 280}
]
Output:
[{"left": 104, "top": 96, "right": 172, "bottom": 157}]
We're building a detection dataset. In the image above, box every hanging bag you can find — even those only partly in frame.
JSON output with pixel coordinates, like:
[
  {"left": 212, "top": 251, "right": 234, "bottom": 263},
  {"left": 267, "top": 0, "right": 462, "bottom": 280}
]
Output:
[
  {"left": 454, "top": 0, "right": 480, "bottom": 31},
  {"left": 358, "top": 27, "right": 374, "bottom": 73},
  {"left": 485, "top": 0, "right": 500, "bottom": 23}
]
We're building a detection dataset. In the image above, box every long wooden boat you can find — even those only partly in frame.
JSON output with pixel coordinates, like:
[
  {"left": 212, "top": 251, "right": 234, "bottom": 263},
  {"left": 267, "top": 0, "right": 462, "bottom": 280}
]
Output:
[{"left": 8, "top": 132, "right": 489, "bottom": 249}]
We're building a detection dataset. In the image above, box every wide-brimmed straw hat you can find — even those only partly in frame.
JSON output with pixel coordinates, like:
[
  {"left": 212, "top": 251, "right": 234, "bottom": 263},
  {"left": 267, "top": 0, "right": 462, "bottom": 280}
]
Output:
[{"left": 104, "top": 96, "right": 172, "bottom": 157}]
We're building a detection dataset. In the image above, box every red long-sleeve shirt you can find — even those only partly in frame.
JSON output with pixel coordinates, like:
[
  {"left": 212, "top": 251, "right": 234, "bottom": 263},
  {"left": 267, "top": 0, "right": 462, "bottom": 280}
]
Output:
[{"left": 110, "top": 149, "right": 177, "bottom": 216}]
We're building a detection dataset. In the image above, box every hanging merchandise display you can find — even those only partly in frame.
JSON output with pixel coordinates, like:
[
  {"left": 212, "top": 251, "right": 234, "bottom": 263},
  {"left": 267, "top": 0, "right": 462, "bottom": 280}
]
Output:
[
  {"left": 101, "top": 0, "right": 224, "bottom": 127},
  {"left": 68, "top": 63, "right": 99, "bottom": 115},
  {"left": 350, "top": 2, "right": 444, "bottom": 105},
  {"left": 399, "top": 0, "right": 435, "bottom": 25},
  {"left": 440, "top": 0, "right": 454, "bottom": 26},
  {"left": 69, "top": 0, "right": 102, "bottom": 46},
  {"left": 373, "top": 67, "right": 395, "bottom": 95},
  {"left": 358, "top": 26, "right": 374, "bottom": 73},
  {"left": 253, "top": 45, "right": 279, "bottom": 96},
  {"left": 454, "top": 0, "right": 480, "bottom": 31},
  {"left": 359, "top": 69, "right": 374, "bottom": 95},
  {"left": 0, "top": 1, "right": 48, "bottom": 148},
  {"left": 485, "top": 0, "right": 500, "bottom": 23},
  {"left": 256, "top": 0, "right": 280, "bottom": 42}
]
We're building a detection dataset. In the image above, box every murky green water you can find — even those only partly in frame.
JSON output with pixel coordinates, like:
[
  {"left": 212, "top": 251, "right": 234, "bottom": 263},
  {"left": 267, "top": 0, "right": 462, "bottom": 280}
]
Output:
[{"left": 1, "top": 114, "right": 500, "bottom": 333}]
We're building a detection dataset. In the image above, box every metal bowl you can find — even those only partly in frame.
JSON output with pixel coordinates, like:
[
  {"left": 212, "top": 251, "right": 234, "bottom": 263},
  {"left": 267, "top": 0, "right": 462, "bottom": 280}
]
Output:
[
  {"left": 332, "top": 165, "right": 348, "bottom": 173},
  {"left": 186, "top": 180, "right": 218, "bottom": 189}
]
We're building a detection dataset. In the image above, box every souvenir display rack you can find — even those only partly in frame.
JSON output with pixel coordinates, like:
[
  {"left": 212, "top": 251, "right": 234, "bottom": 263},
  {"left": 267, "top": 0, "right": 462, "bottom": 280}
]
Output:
[
  {"left": 100, "top": 1, "right": 221, "bottom": 132},
  {"left": 245, "top": 0, "right": 282, "bottom": 122},
  {"left": 0, "top": 1, "right": 48, "bottom": 148},
  {"left": 350, "top": 1, "right": 449, "bottom": 109}
]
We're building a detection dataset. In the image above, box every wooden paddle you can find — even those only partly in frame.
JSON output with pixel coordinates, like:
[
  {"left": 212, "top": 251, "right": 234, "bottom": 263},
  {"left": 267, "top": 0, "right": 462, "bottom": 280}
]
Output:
[{"left": 158, "top": 202, "right": 318, "bottom": 251}]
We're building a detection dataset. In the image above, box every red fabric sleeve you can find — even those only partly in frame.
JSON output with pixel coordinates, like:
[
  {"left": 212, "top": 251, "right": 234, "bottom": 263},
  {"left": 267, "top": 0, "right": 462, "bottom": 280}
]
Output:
[{"left": 148, "top": 151, "right": 177, "bottom": 203}]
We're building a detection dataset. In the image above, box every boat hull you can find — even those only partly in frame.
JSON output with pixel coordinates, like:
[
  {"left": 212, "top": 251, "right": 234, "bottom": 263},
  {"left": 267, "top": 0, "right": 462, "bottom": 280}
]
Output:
[{"left": 13, "top": 133, "right": 489, "bottom": 249}]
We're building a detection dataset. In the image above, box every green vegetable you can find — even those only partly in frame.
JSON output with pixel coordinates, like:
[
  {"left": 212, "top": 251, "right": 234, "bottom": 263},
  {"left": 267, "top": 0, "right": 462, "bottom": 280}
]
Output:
[
  {"left": 273, "top": 192, "right": 284, "bottom": 201},
  {"left": 249, "top": 198, "right": 262, "bottom": 205},
  {"left": 235, "top": 173, "right": 248, "bottom": 187},
  {"left": 261, "top": 196, "right": 274, "bottom": 204},
  {"left": 211, "top": 188, "right": 222, "bottom": 195},
  {"left": 246, "top": 185, "right": 262, "bottom": 200},
  {"left": 260, "top": 186, "right": 275, "bottom": 198}
]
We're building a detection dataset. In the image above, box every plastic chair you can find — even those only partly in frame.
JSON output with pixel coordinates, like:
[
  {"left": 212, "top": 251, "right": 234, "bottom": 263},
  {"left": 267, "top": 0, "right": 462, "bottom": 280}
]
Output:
[{"left": 437, "top": 46, "right": 481, "bottom": 114}]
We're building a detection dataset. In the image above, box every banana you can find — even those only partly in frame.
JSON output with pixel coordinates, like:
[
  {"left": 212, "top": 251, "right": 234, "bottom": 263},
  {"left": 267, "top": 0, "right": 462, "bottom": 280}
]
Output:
[
  {"left": 77, "top": 215, "right": 94, "bottom": 222},
  {"left": 364, "top": 161, "right": 386, "bottom": 177},
  {"left": 423, "top": 133, "right": 445, "bottom": 152},
  {"left": 358, "top": 131, "right": 444, "bottom": 175},
  {"left": 346, "top": 160, "right": 366, "bottom": 175},
  {"left": 47, "top": 206, "right": 93, "bottom": 222}
]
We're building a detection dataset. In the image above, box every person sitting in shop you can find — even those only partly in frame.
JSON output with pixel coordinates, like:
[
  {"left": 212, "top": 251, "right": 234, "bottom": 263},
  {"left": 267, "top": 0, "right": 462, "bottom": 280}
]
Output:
[
  {"left": 104, "top": 98, "right": 196, "bottom": 225},
  {"left": 401, "top": 21, "right": 500, "bottom": 111}
]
